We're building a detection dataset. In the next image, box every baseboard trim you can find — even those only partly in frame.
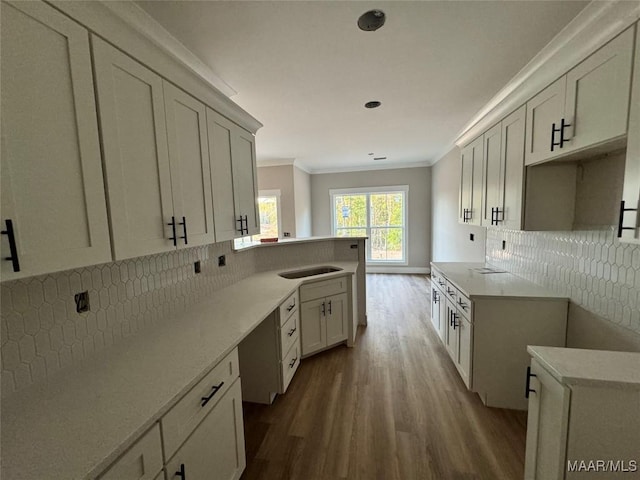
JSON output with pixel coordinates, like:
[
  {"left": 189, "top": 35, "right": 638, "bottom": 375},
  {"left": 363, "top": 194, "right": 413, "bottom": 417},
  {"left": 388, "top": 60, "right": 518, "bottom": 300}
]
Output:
[{"left": 367, "top": 266, "right": 430, "bottom": 274}]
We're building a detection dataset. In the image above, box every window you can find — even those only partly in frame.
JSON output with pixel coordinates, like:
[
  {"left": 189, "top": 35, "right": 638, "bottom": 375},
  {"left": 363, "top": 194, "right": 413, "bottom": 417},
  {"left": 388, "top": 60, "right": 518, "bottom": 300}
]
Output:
[
  {"left": 234, "top": 190, "right": 281, "bottom": 248},
  {"left": 331, "top": 186, "right": 408, "bottom": 264}
]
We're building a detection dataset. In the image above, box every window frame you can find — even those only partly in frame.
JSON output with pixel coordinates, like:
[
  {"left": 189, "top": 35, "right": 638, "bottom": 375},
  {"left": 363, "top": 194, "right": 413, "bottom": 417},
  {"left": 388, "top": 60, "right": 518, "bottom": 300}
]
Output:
[{"left": 330, "top": 185, "right": 409, "bottom": 265}]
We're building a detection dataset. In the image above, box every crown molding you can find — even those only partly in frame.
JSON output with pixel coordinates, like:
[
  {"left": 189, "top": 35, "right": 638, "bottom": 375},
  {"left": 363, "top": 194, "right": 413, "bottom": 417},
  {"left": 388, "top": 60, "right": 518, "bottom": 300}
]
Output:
[
  {"left": 308, "top": 160, "right": 431, "bottom": 175},
  {"left": 455, "top": 0, "right": 640, "bottom": 148}
]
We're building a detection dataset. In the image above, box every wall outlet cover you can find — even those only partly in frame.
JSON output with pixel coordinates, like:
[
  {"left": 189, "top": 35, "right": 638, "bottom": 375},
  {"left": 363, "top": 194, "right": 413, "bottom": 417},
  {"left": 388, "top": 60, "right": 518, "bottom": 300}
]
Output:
[
  {"left": 470, "top": 233, "right": 475, "bottom": 241},
  {"left": 194, "top": 261, "right": 202, "bottom": 274},
  {"left": 74, "top": 291, "right": 90, "bottom": 313},
  {"left": 218, "top": 255, "right": 226, "bottom": 267}
]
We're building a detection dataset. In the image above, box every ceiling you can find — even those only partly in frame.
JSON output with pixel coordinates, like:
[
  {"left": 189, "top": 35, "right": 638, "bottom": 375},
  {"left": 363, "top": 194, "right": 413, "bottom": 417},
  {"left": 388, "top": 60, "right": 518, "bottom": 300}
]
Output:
[{"left": 137, "top": 1, "right": 588, "bottom": 173}]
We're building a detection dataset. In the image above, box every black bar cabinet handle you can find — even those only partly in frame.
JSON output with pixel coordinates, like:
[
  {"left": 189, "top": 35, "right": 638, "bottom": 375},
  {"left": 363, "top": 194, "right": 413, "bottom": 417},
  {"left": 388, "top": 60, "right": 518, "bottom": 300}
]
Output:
[
  {"left": 1, "top": 219, "right": 20, "bottom": 272},
  {"left": 452, "top": 313, "right": 458, "bottom": 330},
  {"left": 328, "top": 300, "right": 332, "bottom": 315},
  {"left": 287, "top": 299, "right": 296, "bottom": 311},
  {"left": 236, "top": 216, "right": 244, "bottom": 234},
  {"left": 179, "top": 216, "right": 188, "bottom": 245},
  {"left": 175, "top": 463, "right": 186, "bottom": 479},
  {"left": 550, "top": 122, "right": 557, "bottom": 151},
  {"left": 525, "top": 366, "right": 537, "bottom": 399},
  {"left": 617, "top": 200, "right": 638, "bottom": 238},
  {"left": 321, "top": 301, "right": 326, "bottom": 316},
  {"left": 559, "top": 117, "right": 572, "bottom": 148},
  {"left": 287, "top": 326, "right": 297, "bottom": 337},
  {"left": 243, "top": 214, "right": 249, "bottom": 235},
  {"left": 289, "top": 356, "right": 298, "bottom": 368},
  {"left": 200, "top": 381, "right": 224, "bottom": 407},
  {"left": 167, "top": 216, "right": 177, "bottom": 247}
]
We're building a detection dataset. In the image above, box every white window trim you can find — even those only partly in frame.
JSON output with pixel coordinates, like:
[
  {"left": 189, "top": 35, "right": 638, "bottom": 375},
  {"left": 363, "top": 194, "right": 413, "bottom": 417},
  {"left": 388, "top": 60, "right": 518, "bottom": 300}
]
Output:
[
  {"left": 258, "top": 189, "right": 282, "bottom": 239},
  {"left": 329, "top": 185, "right": 409, "bottom": 266}
]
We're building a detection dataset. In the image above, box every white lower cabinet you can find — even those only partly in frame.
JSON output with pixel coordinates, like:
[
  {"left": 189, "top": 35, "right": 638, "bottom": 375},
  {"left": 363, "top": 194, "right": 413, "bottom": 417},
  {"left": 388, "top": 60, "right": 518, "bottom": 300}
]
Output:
[
  {"left": 238, "top": 290, "right": 301, "bottom": 404},
  {"left": 524, "top": 347, "right": 640, "bottom": 480},
  {"left": 165, "top": 379, "right": 246, "bottom": 480},
  {"left": 98, "top": 424, "right": 163, "bottom": 480},
  {"left": 299, "top": 276, "right": 350, "bottom": 357},
  {"left": 431, "top": 263, "right": 568, "bottom": 410}
]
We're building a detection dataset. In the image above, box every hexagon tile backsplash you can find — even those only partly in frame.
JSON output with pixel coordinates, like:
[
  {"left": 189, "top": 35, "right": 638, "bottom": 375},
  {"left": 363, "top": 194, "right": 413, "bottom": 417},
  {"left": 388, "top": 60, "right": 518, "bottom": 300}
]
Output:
[
  {"left": 0, "top": 239, "right": 344, "bottom": 397},
  {"left": 486, "top": 227, "right": 640, "bottom": 335}
]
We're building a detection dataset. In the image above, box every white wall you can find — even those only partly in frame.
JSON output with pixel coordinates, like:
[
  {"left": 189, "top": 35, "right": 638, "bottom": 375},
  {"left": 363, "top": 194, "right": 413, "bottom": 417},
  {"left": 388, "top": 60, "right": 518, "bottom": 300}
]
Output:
[
  {"left": 310, "top": 167, "right": 431, "bottom": 270},
  {"left": 293, "top": 166, "right": 312, "bottom": 237},
  {"left": 431, "top": 147, "right": 486, "bottom": 262}
]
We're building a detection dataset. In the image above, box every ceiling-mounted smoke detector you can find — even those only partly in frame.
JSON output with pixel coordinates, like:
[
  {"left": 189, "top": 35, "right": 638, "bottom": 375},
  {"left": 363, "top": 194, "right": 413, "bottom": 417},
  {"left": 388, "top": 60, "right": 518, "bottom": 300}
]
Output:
[
  {"left": 358, "top": 10, "right": 386, "bottom": 32},
  {"left": 365, "top": 101, "right": 381, "bottom": 109}
]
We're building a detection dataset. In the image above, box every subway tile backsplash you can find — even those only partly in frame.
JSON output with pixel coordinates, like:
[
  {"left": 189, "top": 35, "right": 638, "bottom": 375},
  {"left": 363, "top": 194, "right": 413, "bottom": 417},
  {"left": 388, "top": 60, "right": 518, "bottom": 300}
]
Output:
[
  {"left": 486, "top": 227, "right": 640, "bottom": 335},
  {"left": 0, "top": 239, "right": 353, "bottom": 396}
]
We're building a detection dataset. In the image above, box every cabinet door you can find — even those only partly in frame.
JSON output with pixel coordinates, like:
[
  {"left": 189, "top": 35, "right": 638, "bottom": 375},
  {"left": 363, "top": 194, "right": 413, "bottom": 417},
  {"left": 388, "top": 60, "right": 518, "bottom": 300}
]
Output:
[
  {"left": 525, "top": 77, "right": 566, "bottom": 166},
  {"left": 207, "top": 108, "right": 239, "bottom": 241},
  {"left": 437, "top": 288, "right": 447, "bottom": 343},
  {"left": 444, "top": 299, "right": 458, "bottom": 360},
  {"left": 231, "top": 128, "right": 259, "bottom": 236},
  {"left": 481, "top": 123, "right": 502, "bottom": 227},
  {"left": 562, "top": 28, "right": 634, "bottom": 155},
  {"left": 430, "top": 287, "right": 441, "bottom": 334},
  {"left": 500, "top": 105, "right": 526, "bottom": 230},
  {"left": 326, "top": 293, "right": 348, "bottom": 347},
  {"left": 300, "top": 299, "right": 326, "bottom": 356},
  {"left": 163, "top": 82, "right": 215, "bottom": 248},
  {"left": 92, "top": 37, "right": 175, "bottom": 260},
  {"left": 99, "top": 424, "right": 163, "bottom": 480},
  {"left": 0, "top": 1, "right": 111, "bottom": 280},
  {"left": 456, "top": 316, "right": 473, "bottom": 389},
  {"left": 459, "top": 136, "right": 483, "bottom": 225},
  {"left": 524, "top": 359, "right": 570, "bottom": 480},
  {"left": 619, "top": 27, "right": 640, "bottom": 244},
  {"left": 165, "top": 379, "right": 246, "bottom": 480}
]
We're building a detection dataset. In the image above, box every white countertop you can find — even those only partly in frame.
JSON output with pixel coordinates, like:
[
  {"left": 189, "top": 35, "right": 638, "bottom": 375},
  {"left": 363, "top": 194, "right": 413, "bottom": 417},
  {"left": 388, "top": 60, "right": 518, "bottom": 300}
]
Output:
[
  {"left": 0, "top": 262, "right": 357, "bottom": 480},
  {"left": 528, "top": 346, "right": 640, "bottom": 389},
  {"left": 431, "top": 262, "right": 567, "bottom": 300},
  {"left": 234, "top": 235, "right": 367, "bottom": 251}
]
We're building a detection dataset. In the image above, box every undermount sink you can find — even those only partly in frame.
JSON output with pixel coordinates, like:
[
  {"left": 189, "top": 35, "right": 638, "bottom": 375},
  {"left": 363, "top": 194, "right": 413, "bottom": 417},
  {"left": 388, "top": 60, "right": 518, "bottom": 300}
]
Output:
[{"left": 278, "top": 266, "right": 343, "bottom": 279}]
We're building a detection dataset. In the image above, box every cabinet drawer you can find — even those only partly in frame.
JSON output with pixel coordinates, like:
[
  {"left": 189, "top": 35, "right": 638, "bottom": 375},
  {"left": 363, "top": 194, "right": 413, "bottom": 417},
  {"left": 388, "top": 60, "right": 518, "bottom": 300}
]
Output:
[
  {"left": 161, "top": 348, "right": 239, "bottom": 460},
  {"left": 279, "top": 309, "right": 300, "bottom": 359},
  {"left": 99, "top": 424, "right": 163, "bottom": 480},
  {"left": 281, "top": 342, "right": 301, "bottom": 393},
  {"left": 444, "top": 280, "right": 457, "bottom": 302},
  {"left": 454, "top": 288, "right": 472, "bottom": 321},
  {"left": 300, "top": 275, "right": 348, "bottom": 302},
  {"left": 279, "top": 290, "right": 298, "bottom": 326}
]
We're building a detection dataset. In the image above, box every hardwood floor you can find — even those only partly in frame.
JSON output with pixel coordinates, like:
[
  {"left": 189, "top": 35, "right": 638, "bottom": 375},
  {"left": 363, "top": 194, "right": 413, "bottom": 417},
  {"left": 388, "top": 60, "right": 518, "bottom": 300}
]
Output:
[{"left": 241, "top": 274, "right": 528, "bottom": 480}]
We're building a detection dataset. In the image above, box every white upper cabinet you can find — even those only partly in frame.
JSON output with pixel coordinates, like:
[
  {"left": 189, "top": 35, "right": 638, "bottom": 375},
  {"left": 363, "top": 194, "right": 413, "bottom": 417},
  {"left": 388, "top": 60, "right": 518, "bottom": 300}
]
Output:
[
  {"left": 526, "top": 28, "right": 634, "bottom": 166},
  {"left": 207, "top": 108, "right": 260, "bottom": 240},
  {"left": 481, "top": 123, "right": 503, "bottom": 227},
  {"left": 482, "top": 105, "right": 526, "bottom": 229},
  {"left": 524, "top": 77, "right": 566, "bottom": 166},
  {"left": 232, "top": 128, "right": 260, "bottom": 236},
  {"left": 93, "top": 37, "right": 175, "bottom": 260},
  {"left": 619, "top": 26, "right": 640, "bottom": 244},
  {"left": 0, "top": 1, "right": 111, "bottom": 280},
  {"left": 459, "top": 136, "right": 483, "bottom": 226},
  {"left": 94, "top": 39, "right": 217, "bottom": 258},
  {"left": 163, "top": 82, "right": 215, "bottom": 247}
]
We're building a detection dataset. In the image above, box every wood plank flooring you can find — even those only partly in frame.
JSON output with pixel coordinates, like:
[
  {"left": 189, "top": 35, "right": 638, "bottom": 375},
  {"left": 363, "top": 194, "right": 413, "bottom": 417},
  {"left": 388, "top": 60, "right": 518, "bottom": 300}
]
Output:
[{"left": 241, "top": 274, "right": 527, "bottom": 480}]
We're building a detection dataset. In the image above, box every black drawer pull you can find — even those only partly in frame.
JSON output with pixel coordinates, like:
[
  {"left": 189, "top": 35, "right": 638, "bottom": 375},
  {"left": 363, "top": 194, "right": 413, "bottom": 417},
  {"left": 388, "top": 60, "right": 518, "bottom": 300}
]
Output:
[
  {"left": 525, "top": 366, "right": 537, "bottom": 399},
  {"left": 167, "top": 216, "right": 177, "bottom": 247},
  {"left": 175, "top": 463, "right": 186, "bottom": 479},
  {"left": 289, "top": 356, "right": 298, "bottom": 368},
  {"left": 200, "top": 381, "right": 224, "bottom": 407},
  {"left": 286, "top": 299, "right": 296, "bottom": 311},
  {"left": 243, "top": 214, "right": 249, "bottom": 235},
  {"left": 328, "top": 300, "right": 332, "bottom": 315},
  {"left": 287, "top": 326, "right": 297, "bottom": 337},
  {"left": 236, "top": 216, "right": 244, "bottom": 234},
  {"left": 617, "top": 200, "right": 638, "bottom": 238},
  {"left": 1, "top": 219, "right": 20, "bottom": 272}
]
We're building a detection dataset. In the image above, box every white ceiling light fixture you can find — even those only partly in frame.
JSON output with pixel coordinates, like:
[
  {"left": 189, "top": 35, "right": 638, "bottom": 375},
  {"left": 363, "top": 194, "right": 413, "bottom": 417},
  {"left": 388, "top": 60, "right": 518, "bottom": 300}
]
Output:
[{"left": 358, "top": 9, "right": 386, "bottom": 32}]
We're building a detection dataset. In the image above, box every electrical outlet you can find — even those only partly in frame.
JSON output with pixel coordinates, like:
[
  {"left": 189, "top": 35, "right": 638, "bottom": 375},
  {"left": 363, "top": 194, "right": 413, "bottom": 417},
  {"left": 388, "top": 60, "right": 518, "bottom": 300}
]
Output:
[
  {"left": 502, "top": 240, "right": 506, "bottom": 250},
  {"left": 74, "top": 291, "right": 90, "bottom": 313},
  {"left": 194, "top": 261, "right": 201, "bottom": 274},
  {"left": 470, "top": 233, "right": 475, "bottom": 241},
  {"left": 218, "top": 255, "right": 226, "bottom": 267},
  {"left": 350, "top": 244, "right": 358, "bottom": 249},
  {"left": 283, "top": 232, "right": 291, "bottom": 237}
]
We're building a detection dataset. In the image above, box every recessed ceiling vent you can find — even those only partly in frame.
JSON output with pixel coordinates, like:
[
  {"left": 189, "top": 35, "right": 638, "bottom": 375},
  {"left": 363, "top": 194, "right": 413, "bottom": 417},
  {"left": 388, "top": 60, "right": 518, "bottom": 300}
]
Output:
[
  {"left": 358, "top": 10, "right": 386, "bottom": 31},
  {"left": 373, "top": 157, "right": 387, "bottom": 161},
  {"left": 365, "top": 101, "right": 381, "bottom": 109}
]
